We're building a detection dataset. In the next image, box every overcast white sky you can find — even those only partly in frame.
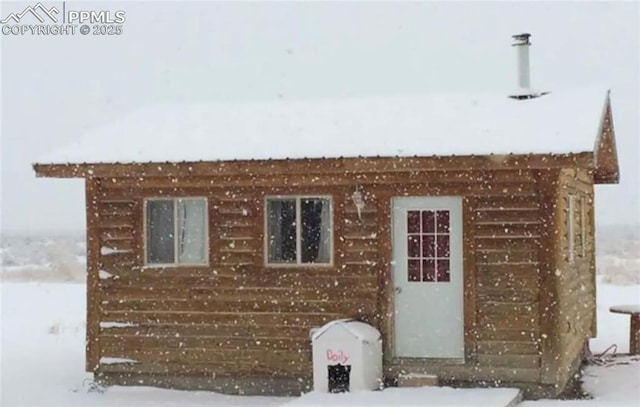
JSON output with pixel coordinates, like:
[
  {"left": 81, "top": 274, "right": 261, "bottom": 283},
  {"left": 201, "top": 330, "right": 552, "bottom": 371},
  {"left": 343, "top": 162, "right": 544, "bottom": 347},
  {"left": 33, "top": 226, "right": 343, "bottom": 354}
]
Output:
[{"left": 1, "top": 1, "right": 638, "bottom": 233}]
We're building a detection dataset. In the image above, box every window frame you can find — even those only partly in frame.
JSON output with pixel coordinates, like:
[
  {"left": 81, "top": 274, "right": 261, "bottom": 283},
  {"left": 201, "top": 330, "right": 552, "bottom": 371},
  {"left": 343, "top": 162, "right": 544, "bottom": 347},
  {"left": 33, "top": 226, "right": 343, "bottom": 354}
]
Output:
[
  {"left": 143, "top": 197, "right": 209, "bottom": 268},
  {"left": 567, "top": 194, "right": 576, "bottom": 264},
  {"left": 580, "top": 196, "right": 587, "bottom": 258},
  {"left": 263, "top": 195, "right": 334, "bottom": 268}
]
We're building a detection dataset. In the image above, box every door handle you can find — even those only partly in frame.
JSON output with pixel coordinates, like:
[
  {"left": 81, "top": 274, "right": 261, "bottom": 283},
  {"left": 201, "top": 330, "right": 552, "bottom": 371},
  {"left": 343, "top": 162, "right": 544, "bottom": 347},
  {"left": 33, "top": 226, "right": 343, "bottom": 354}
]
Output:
[{"left": 395, "top": 286, "right": 402, "bottom": 294}]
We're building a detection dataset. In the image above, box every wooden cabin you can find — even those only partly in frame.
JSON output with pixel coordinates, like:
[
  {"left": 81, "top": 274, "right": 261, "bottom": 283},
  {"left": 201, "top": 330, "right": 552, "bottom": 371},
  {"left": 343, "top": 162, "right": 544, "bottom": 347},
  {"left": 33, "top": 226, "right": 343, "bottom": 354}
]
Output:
[{"left": 34, "top": 86, "right": 620, "bottom": 399}]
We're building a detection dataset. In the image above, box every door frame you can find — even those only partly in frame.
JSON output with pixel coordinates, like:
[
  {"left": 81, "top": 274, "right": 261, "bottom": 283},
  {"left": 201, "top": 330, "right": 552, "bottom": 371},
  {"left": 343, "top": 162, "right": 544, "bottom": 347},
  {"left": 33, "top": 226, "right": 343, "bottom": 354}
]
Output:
[{"left": 380, "top": 195, "right": 476, "bottom": 365}]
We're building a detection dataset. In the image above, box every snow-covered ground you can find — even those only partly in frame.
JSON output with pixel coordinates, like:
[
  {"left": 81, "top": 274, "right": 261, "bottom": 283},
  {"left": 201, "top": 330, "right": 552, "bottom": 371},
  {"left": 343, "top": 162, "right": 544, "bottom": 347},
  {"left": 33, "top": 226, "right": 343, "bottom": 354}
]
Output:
[
  {"left": 0, "top": 233, "right": 86, "bottom": 283},
  {"left": 0, "top": 283, "right": 287, "bottom": 406},
  {"left": 1, "top": 230, "right": 639, "bottom": 406}
]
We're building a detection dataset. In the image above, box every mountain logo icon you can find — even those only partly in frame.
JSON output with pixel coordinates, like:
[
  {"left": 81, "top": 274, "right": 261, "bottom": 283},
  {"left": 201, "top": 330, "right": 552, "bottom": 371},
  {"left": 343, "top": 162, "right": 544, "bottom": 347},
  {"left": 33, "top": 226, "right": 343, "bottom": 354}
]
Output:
[{"left": 0, "top": 2, "right": 60, "bottom": 24}]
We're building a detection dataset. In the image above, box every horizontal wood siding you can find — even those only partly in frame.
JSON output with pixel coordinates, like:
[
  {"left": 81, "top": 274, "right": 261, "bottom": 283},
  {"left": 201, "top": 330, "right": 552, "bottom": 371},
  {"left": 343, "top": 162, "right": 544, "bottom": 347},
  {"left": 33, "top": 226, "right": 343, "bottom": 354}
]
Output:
[
  {"left": 93, "top": 182, "right": 377, "bottom": 379},
  {"left": 473, "top": 179, "right": 542, "bottom": 372},
  {"left": 552, "top": 168, "right": 596, "bottom": 387},
  {"left": 213, "top": 196, "right": 258, "bottom": 266},
  {"left": 343, "top": 190, "right": 379, "bottom": 267},
  {"left": 86, "top": 168, "right": 568, "bottom": 386},
  {"left": 86, "top": 178, "right": 100, "bottom": 371},
  {"left": 382, "top": 170, "right": 544, "bottom": 383}
]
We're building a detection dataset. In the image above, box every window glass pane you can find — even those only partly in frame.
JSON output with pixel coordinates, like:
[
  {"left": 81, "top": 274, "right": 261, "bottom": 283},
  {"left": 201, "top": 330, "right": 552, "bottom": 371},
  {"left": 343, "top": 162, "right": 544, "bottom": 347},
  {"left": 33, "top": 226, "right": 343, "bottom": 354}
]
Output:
[
  {"left": 422, "top": 210, "right": 435, "bottom": 233},
  {"left": 408, "top": 259, "right": 421, "bottom": 282},
  {"left": 437, "top": 260, "right": 450, "bottom": 282},
  {"left": 422, "top": 235, "right": 435, "bottom": 258},
  {"left": 301, "top": 198, "right": 331, "bottom": 264},
  {"left": 437, "top": 234, "right": 450, "bottom": 258},
  {"left": 436, "top": 211, "right": 450, "bottom": 233},
  {"left": 177, "top": 199, "right": 207, "bottom": 264},
  {"left": 407, "top": 211, "right": 421, "bottom": 233},
  {"left": 423, "top": 259, "right": 436, "bottom": 282},
  {"left": 146, "top": 200, "right": 175, "bottom": 264},
  {"left": 407, "top": 235, "right": 420, "bottom": 258},
  {"left": 568, "top": 195, "right": 575, "bottom": 263},
  {"left": 267, "top": 199, "right": 296, "bottom": 263}
]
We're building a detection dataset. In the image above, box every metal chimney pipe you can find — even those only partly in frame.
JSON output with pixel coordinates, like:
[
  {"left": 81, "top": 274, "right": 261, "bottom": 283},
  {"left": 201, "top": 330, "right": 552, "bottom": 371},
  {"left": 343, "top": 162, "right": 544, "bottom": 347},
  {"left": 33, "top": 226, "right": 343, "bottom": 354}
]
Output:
[{"left": 512, "top": 33, "right": 531, "bottom": 89}]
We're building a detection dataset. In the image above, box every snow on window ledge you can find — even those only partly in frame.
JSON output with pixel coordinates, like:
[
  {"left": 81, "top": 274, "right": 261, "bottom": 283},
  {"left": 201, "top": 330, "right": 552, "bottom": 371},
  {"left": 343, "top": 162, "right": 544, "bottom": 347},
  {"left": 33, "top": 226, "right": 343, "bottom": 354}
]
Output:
[
  {"left": 100, "top": 247, "right": 133, "bottom": 256},
  {"left": 99, "top": 321, "right": 139, "bottom": 328},
  {"left": 100, "top": 357, "right": 138, "bottom": 365},
  {"left": 98, "top": 270, "right": 114, "bottom": 279}
]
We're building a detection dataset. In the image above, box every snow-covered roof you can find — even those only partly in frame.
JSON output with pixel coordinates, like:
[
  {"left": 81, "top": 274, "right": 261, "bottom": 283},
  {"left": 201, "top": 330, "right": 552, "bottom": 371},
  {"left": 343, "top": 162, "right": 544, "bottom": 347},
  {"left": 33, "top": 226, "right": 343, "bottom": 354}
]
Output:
[
  {"left": 39, "top": 86, "right": 609, "bottom": 165},
  {"left": 312, "top": 319, "right": 381, "bottom": 343}
]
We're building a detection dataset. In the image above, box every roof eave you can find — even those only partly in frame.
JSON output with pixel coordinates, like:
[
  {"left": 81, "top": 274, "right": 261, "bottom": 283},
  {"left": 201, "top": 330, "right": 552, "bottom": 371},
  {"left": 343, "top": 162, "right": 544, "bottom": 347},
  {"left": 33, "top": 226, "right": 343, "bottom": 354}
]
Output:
[
  {"left": 593, "top": 95, "right": 620, "bottom": 185},
  {"left": 32, "top": 153, "right": 595, "bottom": 179},
  {"left": 33, "top": 163, "right": 93, "bottom": 178}
]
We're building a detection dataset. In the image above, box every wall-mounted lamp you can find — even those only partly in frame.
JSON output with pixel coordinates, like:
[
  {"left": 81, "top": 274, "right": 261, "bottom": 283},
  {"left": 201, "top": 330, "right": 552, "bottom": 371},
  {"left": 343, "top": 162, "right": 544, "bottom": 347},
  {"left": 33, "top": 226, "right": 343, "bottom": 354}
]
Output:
[{"left": 351, "top": 186, "right": 365, "bottom": 220}]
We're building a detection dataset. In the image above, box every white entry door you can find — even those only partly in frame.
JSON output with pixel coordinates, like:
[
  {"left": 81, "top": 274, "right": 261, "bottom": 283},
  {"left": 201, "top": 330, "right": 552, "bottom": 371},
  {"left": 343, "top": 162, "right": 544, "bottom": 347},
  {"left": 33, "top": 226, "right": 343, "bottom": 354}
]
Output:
[{"left": 392, "top": 196, "right": 464, "bottom": 359}]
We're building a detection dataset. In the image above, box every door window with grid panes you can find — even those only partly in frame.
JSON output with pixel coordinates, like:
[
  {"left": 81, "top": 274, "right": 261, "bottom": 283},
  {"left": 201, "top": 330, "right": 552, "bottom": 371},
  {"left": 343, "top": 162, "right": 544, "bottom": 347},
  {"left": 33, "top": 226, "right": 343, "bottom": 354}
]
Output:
[{"left": 406, "top": 210, "right": 451, "bottom": 282}]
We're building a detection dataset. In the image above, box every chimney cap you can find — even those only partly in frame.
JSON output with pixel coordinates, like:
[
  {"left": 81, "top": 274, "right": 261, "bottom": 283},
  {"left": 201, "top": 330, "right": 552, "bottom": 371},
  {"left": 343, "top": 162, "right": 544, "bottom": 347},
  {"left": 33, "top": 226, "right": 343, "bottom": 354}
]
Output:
[{"left": 512, "top": 33, "right": 531, "bottom": 46}]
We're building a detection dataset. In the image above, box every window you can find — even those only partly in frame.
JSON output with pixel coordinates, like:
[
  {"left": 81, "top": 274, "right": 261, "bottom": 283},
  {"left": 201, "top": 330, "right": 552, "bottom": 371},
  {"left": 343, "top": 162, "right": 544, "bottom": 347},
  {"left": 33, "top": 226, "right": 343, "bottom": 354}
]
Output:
[
  {"left": 567, "top": 194, "right": 590, "bottom": 262},
  {"left": 407, "top": 209, "right": 450, "bottom": 283},
  {"left": 266, "top": 197, "right": 332, "bottom": 265},
  {"left": 567, "top": 195, "right": 576, "bottom": 264},
  {"left": 580, "top": 196, "right": 587, "bottom": 257},
  {"left": 145, "top": 198, "right": 208, "bottom": 265}
]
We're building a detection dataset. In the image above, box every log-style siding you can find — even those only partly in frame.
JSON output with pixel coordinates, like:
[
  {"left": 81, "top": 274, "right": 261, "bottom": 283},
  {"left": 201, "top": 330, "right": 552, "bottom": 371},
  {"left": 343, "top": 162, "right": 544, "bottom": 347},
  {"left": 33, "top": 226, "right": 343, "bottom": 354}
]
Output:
[
  {"left": 92, "top": 182, "right": 380, "bottom": 381},
  {"left": 551, "top": 168, "right": 596, "bottom": 388},
  {"left": 474, "top": 193, "right": 542, "bottom": 370},
  {"left": 82, "top": 166, "right": 595, "bottom": 395}
]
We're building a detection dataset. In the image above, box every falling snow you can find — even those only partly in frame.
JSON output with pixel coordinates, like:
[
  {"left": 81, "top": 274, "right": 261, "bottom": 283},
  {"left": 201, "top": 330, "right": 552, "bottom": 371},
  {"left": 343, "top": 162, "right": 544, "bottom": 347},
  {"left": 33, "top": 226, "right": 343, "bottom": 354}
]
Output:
[{"left": 1, "top": 231, "right": 638, "bottom": 406}]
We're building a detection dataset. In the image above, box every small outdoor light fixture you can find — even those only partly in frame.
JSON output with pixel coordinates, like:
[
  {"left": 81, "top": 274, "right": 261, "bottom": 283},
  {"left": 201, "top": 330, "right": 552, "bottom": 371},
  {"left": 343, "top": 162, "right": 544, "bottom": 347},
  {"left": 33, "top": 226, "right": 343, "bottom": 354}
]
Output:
[{"left": 351, "top": 186, "right": 365, "bottom": 220}]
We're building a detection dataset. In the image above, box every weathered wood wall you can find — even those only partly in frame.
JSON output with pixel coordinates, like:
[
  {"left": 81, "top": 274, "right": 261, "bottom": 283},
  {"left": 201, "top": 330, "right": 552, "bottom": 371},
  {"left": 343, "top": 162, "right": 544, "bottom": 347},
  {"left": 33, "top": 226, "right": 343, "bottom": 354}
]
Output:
[
  {"left": 551, "top": 168, "right": 596, "bottom": 388},
  {"left": 83, "top": 167, "right": 591, "bottom": 392},
  {"left": 91, "top": 181, "right": 378, "bottom": 381},
  {"left": 384, "top": 170, "right": 544, "bottom": 384}
]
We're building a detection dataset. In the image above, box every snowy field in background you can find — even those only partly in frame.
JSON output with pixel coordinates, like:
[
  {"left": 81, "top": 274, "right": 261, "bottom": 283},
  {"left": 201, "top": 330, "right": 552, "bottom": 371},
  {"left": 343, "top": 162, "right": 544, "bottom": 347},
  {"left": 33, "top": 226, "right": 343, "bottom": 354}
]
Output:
[
  {"left": 1, "top": 228, "right": 639, "bottom": 406},
  {"left": 0, "top": 232, "right": 86, "bottom": 283}
]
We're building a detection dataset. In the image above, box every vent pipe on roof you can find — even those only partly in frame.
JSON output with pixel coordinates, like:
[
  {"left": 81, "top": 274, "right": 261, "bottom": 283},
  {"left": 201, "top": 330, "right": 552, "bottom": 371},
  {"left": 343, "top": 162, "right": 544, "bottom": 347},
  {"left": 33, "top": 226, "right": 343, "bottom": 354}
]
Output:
[
  {"left": 513, "top": 33, "right": 531, "bottom": 89},
  {"left": 508, "top": 33, "right": 547, "bottom": 100}
]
